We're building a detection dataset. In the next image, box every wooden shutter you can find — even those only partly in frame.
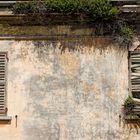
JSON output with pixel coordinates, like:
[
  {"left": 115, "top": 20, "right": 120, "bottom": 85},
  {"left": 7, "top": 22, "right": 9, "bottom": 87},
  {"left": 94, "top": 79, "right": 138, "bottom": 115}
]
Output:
[
  {"left": 0, "top": 52, "right": 7, "bottom": 115},
  {"left": 130, "top": 51, "right": 140, "bottom": 99}
]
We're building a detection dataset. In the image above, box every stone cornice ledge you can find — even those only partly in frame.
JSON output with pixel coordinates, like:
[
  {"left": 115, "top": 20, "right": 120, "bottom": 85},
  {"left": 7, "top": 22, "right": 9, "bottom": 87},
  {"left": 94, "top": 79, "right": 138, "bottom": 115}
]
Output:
[
  {"left": 0, "top": 116, "right": 12, "bottom": 121},
  {"left": 0, "top": 35, "right": 111, "bottom": 40}
]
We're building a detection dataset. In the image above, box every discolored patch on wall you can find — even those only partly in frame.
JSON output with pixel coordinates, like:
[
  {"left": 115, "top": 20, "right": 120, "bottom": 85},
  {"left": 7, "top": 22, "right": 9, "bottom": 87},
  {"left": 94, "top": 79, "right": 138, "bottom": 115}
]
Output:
[{"left": 0, "top": 38, "right": 132, "bottom": 140}]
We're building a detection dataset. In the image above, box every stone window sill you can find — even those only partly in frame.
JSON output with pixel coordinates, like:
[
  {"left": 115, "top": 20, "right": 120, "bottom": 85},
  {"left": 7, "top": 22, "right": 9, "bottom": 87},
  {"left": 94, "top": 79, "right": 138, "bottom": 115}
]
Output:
[{"left": 0, "top": 116, "right": 12, "bottom": 121}]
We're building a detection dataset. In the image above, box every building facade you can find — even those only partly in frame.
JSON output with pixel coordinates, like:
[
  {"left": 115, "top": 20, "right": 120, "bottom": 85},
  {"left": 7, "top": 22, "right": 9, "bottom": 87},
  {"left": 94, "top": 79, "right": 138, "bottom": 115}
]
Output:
[{"left": 0, "top": 24, "right": 138, "bottom": 140}]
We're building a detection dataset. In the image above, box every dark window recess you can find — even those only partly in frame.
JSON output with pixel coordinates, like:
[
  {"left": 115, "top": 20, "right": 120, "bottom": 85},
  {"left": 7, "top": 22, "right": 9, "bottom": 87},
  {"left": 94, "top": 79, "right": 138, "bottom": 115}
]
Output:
[
  {"left": 0, "top": 52, "right": 7, "bottom": 116},
  {"left": 130, "top": 51, "right": 140, "bottom": 99}
]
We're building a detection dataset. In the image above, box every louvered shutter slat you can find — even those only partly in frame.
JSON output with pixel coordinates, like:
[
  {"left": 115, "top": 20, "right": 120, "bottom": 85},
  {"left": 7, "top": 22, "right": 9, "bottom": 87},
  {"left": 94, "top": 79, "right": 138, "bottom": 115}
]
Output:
[
  {"left": 131, "top": 52, "right": 140, "bottom": 99},
  {"left": 0, "top": 53, "right": 7, "bottom": 115}
]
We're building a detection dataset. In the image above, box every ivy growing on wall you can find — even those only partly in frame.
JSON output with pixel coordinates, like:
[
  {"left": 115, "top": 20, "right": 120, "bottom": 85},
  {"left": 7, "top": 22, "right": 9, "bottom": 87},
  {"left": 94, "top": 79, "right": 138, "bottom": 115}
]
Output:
[{"left": 12, "top": 0, "right": 134, "bottom": 45}]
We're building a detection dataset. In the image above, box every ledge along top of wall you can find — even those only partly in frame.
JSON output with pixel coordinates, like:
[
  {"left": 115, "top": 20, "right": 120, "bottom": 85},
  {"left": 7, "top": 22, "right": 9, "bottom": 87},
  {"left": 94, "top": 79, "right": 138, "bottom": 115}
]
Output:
[{"left": 0, "top": 0, "right": 139, "bottom": 39}]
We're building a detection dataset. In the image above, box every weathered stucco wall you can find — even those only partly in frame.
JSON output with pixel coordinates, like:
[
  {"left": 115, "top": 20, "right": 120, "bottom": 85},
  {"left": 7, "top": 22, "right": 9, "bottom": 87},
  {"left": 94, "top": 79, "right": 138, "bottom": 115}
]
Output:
[{"left": 0, "top": 38, "right": 137, "bottom": 140}]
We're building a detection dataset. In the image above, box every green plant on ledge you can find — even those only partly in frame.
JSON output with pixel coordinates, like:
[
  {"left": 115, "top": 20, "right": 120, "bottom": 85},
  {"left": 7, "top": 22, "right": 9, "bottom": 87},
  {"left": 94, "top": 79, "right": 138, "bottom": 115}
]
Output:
[
  {"left": 12, "top": 0, "right": 134, "bottom": 45},
  {"left": 120, "top": 25, "right": 133, "bottom": 45},
  {"left": 12, "top": 0, "right": 119, "bottom": 21},
  {"left": 124, "top": 96, "right": 135, "bottom": 108},
  {"left": 123, "top": 96, "right": 140, "bottom": 119}
]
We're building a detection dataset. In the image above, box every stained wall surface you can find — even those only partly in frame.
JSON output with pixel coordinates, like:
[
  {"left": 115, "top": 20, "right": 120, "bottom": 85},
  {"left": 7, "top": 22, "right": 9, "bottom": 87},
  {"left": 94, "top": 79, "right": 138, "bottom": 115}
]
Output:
[{"left": 0, "top": 38, "right": 137, "bottom": 140}]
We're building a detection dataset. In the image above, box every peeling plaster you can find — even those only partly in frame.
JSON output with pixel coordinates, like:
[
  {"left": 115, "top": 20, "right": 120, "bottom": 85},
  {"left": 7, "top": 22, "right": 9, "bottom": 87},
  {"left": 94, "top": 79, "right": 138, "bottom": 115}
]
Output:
[{"left": 0, "top": 38, "right": 136, "bottom": 140}]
